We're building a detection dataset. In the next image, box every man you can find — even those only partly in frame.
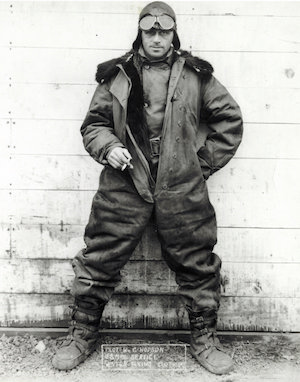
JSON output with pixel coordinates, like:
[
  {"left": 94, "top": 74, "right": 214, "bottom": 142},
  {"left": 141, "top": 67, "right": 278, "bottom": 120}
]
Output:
[{"left": 52, "top": 1, "right": 243, "bottom": 375}]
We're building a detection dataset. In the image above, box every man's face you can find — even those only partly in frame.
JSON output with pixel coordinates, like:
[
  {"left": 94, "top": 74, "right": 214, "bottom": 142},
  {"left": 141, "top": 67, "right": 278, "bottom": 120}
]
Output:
[{"left": 141, "top": 29, "right": 174, "bottom": 60}]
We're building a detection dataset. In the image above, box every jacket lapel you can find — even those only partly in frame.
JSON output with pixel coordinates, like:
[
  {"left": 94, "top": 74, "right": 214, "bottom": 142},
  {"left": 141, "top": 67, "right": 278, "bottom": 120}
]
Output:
[
  {"left": 166, "top": 56, "right": 185, "bottom": 107},
  {"left": 109, "top": 67, "right": 131, "bottom": 144},
  {"left": 109, "top": 65, "right": 131, "bottom": 109}
]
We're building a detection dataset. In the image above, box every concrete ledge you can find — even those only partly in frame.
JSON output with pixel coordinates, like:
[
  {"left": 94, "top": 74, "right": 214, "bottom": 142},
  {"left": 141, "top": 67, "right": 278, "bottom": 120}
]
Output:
[{"left": 1, "top": 327, "right": 300, "bottom": 344}]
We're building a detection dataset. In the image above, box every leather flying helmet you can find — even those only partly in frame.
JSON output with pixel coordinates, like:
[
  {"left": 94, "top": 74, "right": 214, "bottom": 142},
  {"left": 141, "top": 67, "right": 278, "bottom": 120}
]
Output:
[{"left": 132, "top": 1, "right": 181, "bottom": 50}]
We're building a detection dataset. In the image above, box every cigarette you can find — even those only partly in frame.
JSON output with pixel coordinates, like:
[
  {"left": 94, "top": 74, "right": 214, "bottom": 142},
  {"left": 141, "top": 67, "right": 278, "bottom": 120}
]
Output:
[{"left": 121, "top": 163, "right": 127, "bottom": 171}]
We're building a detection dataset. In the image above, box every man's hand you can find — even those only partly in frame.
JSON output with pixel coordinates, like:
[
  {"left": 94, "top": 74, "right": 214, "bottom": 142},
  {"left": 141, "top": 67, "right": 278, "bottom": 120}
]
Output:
[{"left": 107, "top": 147, "right": 134, "bottom": 171}]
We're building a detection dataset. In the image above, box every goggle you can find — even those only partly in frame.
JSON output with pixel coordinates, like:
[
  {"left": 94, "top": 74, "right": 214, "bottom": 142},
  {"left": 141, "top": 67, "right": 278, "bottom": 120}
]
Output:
[{"left": 139, "top": 14, "right": 175, "bottom": 31}]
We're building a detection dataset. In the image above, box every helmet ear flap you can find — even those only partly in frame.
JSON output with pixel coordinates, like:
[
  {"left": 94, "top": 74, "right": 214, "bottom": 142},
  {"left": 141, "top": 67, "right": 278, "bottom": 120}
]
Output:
[
  {"left": 132, "top": 30, "right": 142, "bottom": 51},
  {"left": 172, "top": 30, "right": 180, "bottom": 50}
]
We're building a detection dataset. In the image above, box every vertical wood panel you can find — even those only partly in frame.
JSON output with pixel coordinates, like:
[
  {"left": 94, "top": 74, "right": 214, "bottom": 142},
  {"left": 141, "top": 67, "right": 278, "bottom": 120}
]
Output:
[
  {"left": 0, "top": 120, "right": 11, "bottom": 154},
  {"left": 0, "top": 84, "right": 11, "bottom": 119},
  {"left": 0, "top": 6, "right": 12, "bottom": 45},
  {"left": 0, "top": 48, "right": 12, "bottom": 82},
  {"left": 0, "top": 225, "right": 11, "bottom": 259},
  {"left": 0, "top": 191, "right": 13, "bottom": 224}
]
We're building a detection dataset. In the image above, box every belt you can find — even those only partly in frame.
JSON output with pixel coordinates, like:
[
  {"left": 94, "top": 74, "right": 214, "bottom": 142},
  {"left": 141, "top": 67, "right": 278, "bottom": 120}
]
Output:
[{"left": 149, "top": 137, "right": 161, "bottom": 157}]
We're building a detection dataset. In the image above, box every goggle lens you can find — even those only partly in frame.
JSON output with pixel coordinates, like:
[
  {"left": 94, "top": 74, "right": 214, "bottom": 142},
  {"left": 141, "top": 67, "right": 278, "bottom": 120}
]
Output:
[{"left": 139, "top": 15, "right": 175, "bottom": 31}]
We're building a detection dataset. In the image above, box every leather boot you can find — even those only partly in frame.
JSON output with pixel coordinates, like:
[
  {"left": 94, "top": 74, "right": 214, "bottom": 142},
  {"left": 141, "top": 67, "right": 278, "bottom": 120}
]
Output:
[
  {"left": 52, "top": 297, "right": 106, "bottom": 370},
  {"left": 187, "top": 307, "right": 234, "bottom": 375}
]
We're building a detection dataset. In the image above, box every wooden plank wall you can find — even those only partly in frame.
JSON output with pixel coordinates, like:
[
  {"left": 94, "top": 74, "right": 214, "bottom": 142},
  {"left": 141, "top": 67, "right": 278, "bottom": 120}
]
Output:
[{"left": 1, "top": 1, "right": 300, "bottom": 331}]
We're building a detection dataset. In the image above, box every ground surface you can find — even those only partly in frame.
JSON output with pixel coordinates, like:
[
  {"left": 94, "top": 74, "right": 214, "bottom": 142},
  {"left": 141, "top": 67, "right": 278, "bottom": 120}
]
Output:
[{"left": 0, "top": 332, "right": 299, "bottom": 382}]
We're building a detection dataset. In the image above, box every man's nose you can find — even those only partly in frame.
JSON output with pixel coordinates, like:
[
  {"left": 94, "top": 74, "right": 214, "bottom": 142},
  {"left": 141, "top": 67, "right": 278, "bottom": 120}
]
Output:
[{"left": 153, "top": 32, "right": 161, "bottom": 43}]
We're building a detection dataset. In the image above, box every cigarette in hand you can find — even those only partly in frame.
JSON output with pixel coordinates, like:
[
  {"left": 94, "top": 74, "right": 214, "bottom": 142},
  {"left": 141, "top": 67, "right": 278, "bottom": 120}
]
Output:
[{"left": 121, "top": 159, "right": 133, "bottom": 171}]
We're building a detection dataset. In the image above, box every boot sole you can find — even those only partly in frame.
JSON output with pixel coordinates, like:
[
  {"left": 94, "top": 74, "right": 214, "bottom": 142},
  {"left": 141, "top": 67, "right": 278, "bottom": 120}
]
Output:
[
  {"left": 190, "top": 350, "right": 234, "bottom": 375},
  {"left": 52, "top": 344, "right": 97, "bottom": 371}
]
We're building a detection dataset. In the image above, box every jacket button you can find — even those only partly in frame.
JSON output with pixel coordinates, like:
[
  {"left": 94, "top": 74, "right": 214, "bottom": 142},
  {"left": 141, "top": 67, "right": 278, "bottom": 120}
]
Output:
[
  {"left": 162, "top": 185, "right": 168, "bottom": 190},
  {"left": 144, "top": 64, "right": 150, "bottom": 70},
  {"left": 178, "top": 121, "right": 182, "bottom": 127},
  {"left": 176, "top": 137, "right": 180, "bottom": 142},
  {"left": 144, "top": 102, "right": 149, "bottom": 108}
]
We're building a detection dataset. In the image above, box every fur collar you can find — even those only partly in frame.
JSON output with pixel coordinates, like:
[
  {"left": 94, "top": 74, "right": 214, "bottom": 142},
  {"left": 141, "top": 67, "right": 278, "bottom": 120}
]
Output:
[
  {"left": 95, "top": 50, "right": 213, "bottom": 84},
  {"left": 178, "top": 50, "right": 214, "bottom": 77}
]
